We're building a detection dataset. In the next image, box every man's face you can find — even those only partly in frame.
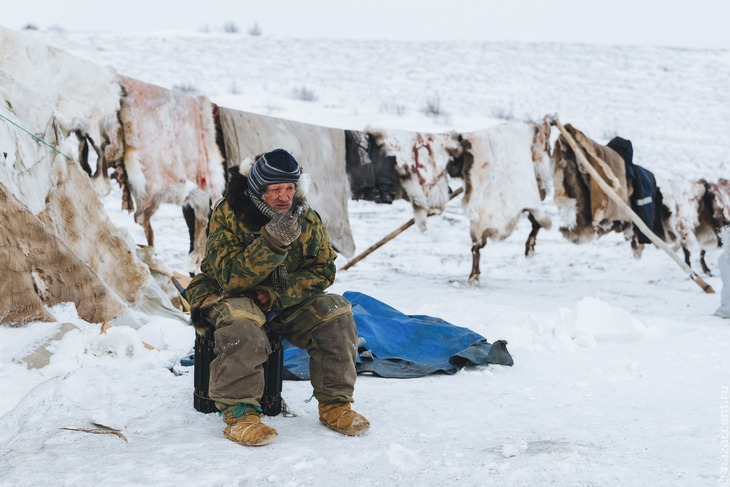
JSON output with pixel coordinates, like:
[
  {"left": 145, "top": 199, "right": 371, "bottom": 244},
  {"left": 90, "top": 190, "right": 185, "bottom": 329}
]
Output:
[{"left": 262, "top": 182, "right": 296, "bottom": 213}]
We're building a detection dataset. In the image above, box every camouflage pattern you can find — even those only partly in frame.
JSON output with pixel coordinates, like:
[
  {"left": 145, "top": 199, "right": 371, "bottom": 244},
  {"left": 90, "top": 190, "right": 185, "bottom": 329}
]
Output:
[
  {"left": 187, "top": 172, "right": 358, "bottom": 408},
  {"left": 186, "top": 198, "right": 336, "bottom": 311}
]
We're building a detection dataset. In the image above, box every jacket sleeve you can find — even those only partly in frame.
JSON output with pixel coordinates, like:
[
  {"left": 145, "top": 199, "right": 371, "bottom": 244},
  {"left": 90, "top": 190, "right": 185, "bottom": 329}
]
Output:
[
  {"left": 267, "top": 209, "right": 337, "bottom": 310},
  {"left": 206, "top": 202, "right": 287, "bottom": 296}
]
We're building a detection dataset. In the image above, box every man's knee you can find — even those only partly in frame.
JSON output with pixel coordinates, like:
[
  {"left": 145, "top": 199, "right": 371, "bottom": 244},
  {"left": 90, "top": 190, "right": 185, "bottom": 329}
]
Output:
[
  {"left": 208, "top": 296, "right": 267, "bottom": 330},
  {"left": 276, "top": 293, "right": 353, "bottom": 334},
  {"left": 312, "top": 310, "right": 357, "bottom": 343},
  {"left": 213, "top": 320, "right": 270, "bottom": 358}
]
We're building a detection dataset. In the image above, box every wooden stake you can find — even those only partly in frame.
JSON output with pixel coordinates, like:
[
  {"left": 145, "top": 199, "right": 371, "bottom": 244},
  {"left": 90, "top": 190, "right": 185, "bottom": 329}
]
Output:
[
  {"left": 341, "top": 187, "right": 464, "bottom": 271},
  {"left": 550, "top": 115, "right": 714, "bottom": 294},
  {"left": 171, "top": 273, "right": 192, "bottom": 312}
]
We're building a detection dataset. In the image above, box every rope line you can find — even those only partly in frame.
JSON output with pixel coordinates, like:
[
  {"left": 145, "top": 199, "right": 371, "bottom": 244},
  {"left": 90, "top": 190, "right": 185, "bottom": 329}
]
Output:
[{"left": 0, "top": 112, "right": 74, "bottom": 161}]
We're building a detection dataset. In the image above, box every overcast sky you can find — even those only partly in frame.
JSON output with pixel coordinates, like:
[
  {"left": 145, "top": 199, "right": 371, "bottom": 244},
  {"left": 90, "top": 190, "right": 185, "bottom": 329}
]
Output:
[{"left": 3, "top": 0, "right": 729, "bottom": 49}]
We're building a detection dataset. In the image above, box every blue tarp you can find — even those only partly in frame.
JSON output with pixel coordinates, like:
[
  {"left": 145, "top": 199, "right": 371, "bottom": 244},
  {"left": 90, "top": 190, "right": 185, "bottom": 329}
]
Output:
[{"left": 282, "top": 291, "right": 513, "bottom": 380}]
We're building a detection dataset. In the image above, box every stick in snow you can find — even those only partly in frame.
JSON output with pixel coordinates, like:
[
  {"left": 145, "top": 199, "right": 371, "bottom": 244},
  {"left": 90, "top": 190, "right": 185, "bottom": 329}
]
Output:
[{"left": 60, "top": 424, "right": 128, "bottom": 442}]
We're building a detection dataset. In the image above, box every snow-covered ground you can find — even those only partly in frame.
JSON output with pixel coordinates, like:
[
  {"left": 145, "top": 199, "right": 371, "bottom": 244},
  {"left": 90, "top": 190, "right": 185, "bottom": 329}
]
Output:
[{"left": 1, "top": 29, "right": 729, "bottom": 487}]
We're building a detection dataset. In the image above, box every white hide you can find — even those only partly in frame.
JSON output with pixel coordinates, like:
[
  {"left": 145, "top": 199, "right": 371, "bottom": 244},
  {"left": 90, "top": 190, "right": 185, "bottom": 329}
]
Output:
[
  {"left": 118, "top": 76, "right": 225, "bottom": 262},
  {"left": 0, "top": 72, "right": 185, "bottom": 325},
  {"left": 654, "top": 176, "right": 706, "bottom": 250},
  {"left": 183, "top": 186, "right": 215, "bottom": 273},
  {"left": 369, "top": 128, "right": 461, "bottom": 230},
  {"left": 0, "top": 70, "right": 64, "bottom": 215},
  {"left": 219, "top": 108, "right": 355, "bottom": 257},
  {"left": 0, "top": 26, "right": 122, "bottom": 194},
  {"left": 462, "top": 123, "right": 551, "bottom": 246}
]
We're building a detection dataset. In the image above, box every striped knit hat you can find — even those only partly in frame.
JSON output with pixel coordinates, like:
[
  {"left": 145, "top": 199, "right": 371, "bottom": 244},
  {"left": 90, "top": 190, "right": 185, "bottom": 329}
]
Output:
[{"left": 247, "top": 149, "right": 301, "bottom": 198}]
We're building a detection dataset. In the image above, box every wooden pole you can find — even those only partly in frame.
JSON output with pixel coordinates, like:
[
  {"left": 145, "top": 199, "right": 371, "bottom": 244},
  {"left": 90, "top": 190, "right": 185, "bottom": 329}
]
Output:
[
  {"left": 550, "top": 115, "right": 714, "bottom": 294},
  {"left": 171, "top": 274, "right": 192, "bottom": 312},
  {"left": 341, "top": 186, "right": 464, "bottom": 271}
]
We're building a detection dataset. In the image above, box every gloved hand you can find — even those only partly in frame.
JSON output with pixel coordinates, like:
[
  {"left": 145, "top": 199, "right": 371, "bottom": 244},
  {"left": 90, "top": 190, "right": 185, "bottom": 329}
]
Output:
[{"left": 262, "top": 210, "right": 301, "bottom": 248}]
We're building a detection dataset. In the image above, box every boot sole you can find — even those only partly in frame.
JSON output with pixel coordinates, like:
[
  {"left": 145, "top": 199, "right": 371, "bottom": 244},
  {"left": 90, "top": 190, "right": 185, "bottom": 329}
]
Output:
[{"left": 320, "top": 418, "right": 370, "bottom": 436}]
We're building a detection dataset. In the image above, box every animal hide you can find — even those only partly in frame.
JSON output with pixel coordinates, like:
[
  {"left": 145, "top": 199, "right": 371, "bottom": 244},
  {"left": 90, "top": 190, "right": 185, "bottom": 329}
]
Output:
[
  {"left": 0, "top": 26, "right": 122, "bottom": 195},
  {"left": 117, "top": 75, "right": 225, "bottom": 277},
  {"left": 553, "top": 124, "right": 631, "bottom": 242},
  {"left": 368, "top": 128, "right": 462, "bottom": 230},
  {"left": 38, "top": 159, "right": 152, "bottom": 305},
  {"left": 0, "top": 184, "right": 126, "bottom": 325},
  {"left": 569, "top": 125, "right": 631, "bottom": 225},
  {"left": 0, "top": 70, "right": 182, "bottom": 326},
  {"left": 461, "top": 122, "right": 551, "bottom": 246},
  {"left": 707, "top": 178, "right": 730, "bottom": 228},
  {"left": 654, "top": 176, "right": 708, "bottom": 250},
  {"left": 0, "top": 70, "right": 61, "bottom": 216},
  {"left": 651, "top": 176, "right": 730, "bottom": 273},
  {"left": 218, "top": 107, "right": 355, "bottom": 257},
  {"left": 118, "top": 75, "right": 225, "bottom": 210}
]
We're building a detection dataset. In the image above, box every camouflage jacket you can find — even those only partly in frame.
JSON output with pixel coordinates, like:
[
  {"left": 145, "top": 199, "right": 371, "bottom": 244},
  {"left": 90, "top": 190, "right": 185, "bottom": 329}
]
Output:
[{"left": 186, "top": 169, "right": 336, "bottom": 312}]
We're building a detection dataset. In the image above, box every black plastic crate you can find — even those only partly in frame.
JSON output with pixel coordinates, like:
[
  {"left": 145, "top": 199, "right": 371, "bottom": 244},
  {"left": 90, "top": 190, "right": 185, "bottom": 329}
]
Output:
[{"left": 193, "top": 328, "right": 283, "bottom": 416}]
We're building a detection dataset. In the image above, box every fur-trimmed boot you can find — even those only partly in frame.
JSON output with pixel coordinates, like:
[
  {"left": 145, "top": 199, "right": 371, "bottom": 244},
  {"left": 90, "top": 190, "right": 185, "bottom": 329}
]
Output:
[
  {"left": 222, "top": 403, "right": 278, "bottom": 446},
  {"left": 318, "top": 402, "right": 370, "bottom": 436}
]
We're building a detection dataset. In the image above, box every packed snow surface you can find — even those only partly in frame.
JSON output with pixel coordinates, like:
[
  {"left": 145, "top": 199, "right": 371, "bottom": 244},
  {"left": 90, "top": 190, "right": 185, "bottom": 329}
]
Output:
[{"left": 1, "top": 29, "right": 729, "bottom": 487}]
